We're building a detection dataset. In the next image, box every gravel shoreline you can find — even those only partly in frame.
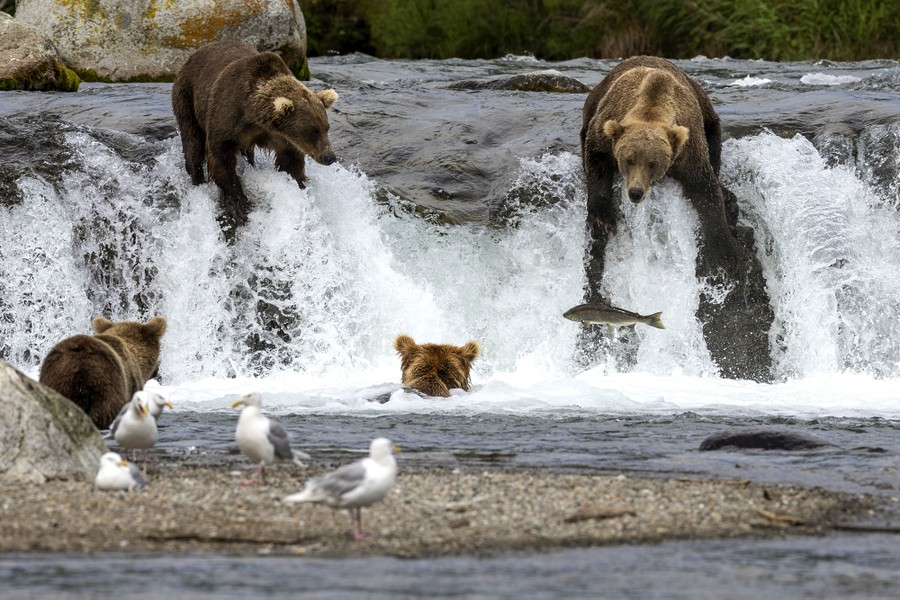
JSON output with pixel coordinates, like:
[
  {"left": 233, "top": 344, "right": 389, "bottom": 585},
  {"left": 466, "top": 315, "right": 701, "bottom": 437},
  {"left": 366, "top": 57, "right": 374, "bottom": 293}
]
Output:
[{"left": 0, "top": 458, "right": 884, "bottom": 558}]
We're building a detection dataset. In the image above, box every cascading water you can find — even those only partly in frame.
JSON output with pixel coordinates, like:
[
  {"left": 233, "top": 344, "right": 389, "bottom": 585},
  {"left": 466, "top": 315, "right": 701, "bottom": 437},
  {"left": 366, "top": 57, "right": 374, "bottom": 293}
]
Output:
[
  {"left": 1, "top": 58, "right": 899, "bottom": 417},
  {"left": 2, "top": 126, "right": 898, "bottom": 392},
  {"left": 725, "top": 131, "right": 900, "bottom": 379}
]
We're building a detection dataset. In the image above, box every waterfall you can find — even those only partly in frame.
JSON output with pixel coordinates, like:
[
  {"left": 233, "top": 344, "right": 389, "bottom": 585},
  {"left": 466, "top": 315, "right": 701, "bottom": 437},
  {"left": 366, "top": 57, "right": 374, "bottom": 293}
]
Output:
[{"left": 2, "top": 125, "right": 899, "bottom": 390}]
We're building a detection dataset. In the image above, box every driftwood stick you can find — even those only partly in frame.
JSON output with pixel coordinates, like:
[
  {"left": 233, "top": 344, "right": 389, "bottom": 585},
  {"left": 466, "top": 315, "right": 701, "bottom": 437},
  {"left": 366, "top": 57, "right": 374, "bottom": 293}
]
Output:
[{"left": 755, "top": 510, "right": 900, "bottom": 533}]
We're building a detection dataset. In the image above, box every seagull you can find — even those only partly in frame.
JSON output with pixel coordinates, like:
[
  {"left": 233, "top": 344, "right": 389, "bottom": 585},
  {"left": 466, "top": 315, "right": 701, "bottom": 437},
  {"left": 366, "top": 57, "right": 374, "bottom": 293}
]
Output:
[
  {"left": 94, "top": 451, "right": 145, "bottom": 492},
  {"left": 144, "top": 391, "right": 174, "bottom": 420},
  {"left": 231, "top": 392, "right": 311, "bottom": 486},
  {"left": 283, "top": 437, "right": 399, "bottom": 540},
  {"left": 109, "top": 391, "right": 172, "bottom": 475}
]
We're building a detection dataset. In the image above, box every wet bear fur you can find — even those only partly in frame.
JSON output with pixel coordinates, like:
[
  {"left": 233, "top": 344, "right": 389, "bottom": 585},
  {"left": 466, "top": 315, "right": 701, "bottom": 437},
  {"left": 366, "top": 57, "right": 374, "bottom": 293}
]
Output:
[
  {"left": 580, "top": 55, "right": 742, "bottom": 291},
  {"left": 393, "top": 334, "right": 480, "bottom": 398},
  {"left": 171, "top": 41, "right": 339, "bottom": 237},
  {"left": 39, "top": 316, "right": 167, "bottom": 429}
]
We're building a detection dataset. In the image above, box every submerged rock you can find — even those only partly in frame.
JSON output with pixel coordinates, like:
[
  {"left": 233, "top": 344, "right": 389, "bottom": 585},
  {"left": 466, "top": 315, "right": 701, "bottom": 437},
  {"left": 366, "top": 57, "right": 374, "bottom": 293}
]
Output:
[
  {"left": 699, "top": 429, "right": 834, "bottom": 451},
  {"left": 0, "top": 13, "right": 79, "bottom": 92},
  {"left": 449, "top": 70, "right": 590, "bottom": 93},
  {"left": 14, "top": 0, "right": 308, "bottom": 81},
  {"left": 0, "top": 360, "right": 107, "bottom": 484}
]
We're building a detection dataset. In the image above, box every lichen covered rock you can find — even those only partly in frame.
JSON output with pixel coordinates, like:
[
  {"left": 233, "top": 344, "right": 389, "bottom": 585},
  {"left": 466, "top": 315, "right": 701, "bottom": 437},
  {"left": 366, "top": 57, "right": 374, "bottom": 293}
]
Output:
[
  {"left": 0, "top": 12, "right": 80, "bottom": 91},
  {"left": 15, "top": 0, "right": 308, "bottom": 81},
  {"left": 0, "top": 360, "right": 107, "bottom": 484}
]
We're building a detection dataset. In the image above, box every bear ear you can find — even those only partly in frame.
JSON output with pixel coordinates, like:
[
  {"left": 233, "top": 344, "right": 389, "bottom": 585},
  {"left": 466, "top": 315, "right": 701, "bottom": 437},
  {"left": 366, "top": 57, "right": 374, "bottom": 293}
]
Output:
[
  {"left": 92, "top": 317, "right": 114, "bottom": 334},
  {"left": 668, "top": 125, "right": 689, "bottom": 157},
  {"left": 602, "top": 119, "right": 624, "bottom": 142},
  {"left": 317, "top": 89, "right": 339, "bottom": 109},
  {"left": 144, "top": 316, "right": 168, "bottom": 339},
  {"left": 460, "top": 340, "right": 481, "bottom": 362},
  {"left": 394, "top": 334, "right": 417, "bottom": 356},
  {"left": 272, "top": 97, "right": 295, "bottom": 120}
]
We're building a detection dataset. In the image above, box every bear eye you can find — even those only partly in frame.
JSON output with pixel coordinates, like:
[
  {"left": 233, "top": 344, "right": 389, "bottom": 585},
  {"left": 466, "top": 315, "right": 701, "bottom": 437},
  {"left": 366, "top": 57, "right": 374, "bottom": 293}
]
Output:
[
  {"left": 648, "top": 161, "right": 658, "bottom": 170},
  {"left": 626, "top": 159, "right": 635, "bottom": 167}
]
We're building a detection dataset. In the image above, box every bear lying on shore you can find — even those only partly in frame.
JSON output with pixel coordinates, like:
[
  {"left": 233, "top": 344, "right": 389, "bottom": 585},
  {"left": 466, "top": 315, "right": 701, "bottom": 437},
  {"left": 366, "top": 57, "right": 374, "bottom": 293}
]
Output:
[
  {"left": 579, "top": 55, "right": 742, "bottom": 301},
  {"left": 171, "top": 41, "right": 339, "bottom": 237},
  {"left": 39, "top": 316, "right": 167, "bottom": 429},
  {"left": 394, "top": 334, "right": 480, "bottom": 398}
]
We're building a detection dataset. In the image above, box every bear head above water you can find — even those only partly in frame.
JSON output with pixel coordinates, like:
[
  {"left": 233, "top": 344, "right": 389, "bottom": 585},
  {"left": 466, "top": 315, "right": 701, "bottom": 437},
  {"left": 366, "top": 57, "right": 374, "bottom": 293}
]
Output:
[{"left": 393, "top": 334, "right": 480, "bottom": 398}]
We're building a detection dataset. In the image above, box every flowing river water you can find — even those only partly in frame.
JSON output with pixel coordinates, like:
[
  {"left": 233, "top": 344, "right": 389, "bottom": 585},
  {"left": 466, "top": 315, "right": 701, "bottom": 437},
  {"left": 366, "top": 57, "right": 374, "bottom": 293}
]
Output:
[{"left": 1, "top": 54, "right": 899, "bottom": 597}]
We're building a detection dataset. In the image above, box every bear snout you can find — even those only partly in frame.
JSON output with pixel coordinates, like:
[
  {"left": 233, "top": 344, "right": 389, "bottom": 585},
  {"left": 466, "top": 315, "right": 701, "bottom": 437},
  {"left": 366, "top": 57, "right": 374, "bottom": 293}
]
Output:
[
  {"left": 318, "top": 150, "right": 337, "bottom": 165},
  {"left": 628, "top": 186, "right": 646, "bottom": 202}
]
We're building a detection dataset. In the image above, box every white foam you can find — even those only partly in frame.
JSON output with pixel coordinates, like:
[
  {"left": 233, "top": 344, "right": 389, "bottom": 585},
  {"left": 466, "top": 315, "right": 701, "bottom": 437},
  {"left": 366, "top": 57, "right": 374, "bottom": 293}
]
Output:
[
  {"left": 800, "top": 73, "right": 861, "bottom": 86},
  {"left": 729, "top": 76, "right": 773, "bottom": 87}
]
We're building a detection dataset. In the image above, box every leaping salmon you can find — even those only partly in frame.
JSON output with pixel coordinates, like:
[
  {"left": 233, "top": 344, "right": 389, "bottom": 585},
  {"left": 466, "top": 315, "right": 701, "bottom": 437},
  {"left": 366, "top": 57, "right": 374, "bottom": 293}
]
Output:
[{"left": 563, "top": 302, "right": 664, "bottom": 332}]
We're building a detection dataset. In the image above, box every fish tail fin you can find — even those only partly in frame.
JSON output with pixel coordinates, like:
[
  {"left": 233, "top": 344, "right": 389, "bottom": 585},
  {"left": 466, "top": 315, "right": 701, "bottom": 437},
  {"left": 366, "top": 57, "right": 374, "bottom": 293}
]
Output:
[{"left": 648, "top": 312, "right": 665, "bottom": 329}]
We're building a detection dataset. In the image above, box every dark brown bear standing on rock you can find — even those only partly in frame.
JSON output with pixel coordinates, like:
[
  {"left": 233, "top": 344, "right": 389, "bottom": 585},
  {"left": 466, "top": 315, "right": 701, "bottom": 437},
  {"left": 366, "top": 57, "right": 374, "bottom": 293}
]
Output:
[
  {"left": 171, "top": 41, "right": 338, "bottom": 238},
  {"left": 580, "top": 56, "right": 774, "bottom": 382},
  {"left": 394, "top": 335, "right": 480, "bottom": 398},
  {"left": 39, "top": 317, "right": 167, "bottom": 429}
]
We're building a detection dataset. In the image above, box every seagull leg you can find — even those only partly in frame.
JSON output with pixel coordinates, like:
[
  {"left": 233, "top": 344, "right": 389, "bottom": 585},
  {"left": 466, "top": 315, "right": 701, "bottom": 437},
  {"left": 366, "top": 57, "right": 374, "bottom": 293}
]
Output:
[
  {"left": 240, "top": 462, "right": 266, "bottom": 486},
  {"left": 351, "top": 508, "right": 373, "bottom": 541}
]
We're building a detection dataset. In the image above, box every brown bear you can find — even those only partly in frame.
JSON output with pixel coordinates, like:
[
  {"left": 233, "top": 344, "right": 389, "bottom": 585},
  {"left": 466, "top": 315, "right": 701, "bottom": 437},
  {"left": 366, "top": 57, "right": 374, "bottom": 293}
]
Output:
[
  {"left": 580, "top": 55, "right": 743, "bottom": 301},
  {"left": 579, "top": 56, "right": 775, "bottom": 382},
  {"left": 39, "top": 316, "right": 167, "bottom": 429},
  {"left": 393, "top": 334, "right": 480, "bottom": 398},
  {"left": 171, "top": 41, "right": 339, "bottom": 237}
]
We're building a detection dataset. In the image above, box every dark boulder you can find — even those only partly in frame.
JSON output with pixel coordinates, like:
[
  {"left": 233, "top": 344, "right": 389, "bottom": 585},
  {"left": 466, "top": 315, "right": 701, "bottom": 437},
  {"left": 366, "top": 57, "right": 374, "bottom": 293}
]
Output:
[
  {"left": 449, "top": 70, "right": 590, "bottom": 93},
  {"left": 699, "top": 428, "right": 834, "bottom": 451}
]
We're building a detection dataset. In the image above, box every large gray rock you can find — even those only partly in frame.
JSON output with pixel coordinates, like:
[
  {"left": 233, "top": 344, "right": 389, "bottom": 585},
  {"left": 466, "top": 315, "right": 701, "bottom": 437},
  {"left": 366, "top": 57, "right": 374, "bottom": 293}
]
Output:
[
  {"left": 0, "top": 12, "right": 80, "bottom": 91},
  {"left": 15, "top": 0, "right": 308, "bottom": 81},
  {"left": 0, "top": 360, "right": 107, "bottom": 484}
]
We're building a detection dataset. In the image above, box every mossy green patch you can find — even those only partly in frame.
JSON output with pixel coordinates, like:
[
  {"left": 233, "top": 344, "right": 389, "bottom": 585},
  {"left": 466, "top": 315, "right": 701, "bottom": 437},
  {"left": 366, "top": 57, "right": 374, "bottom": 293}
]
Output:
[
  {"left": 0, "top": 60, "right": 80, "bottom": 92},
  {"left": 54, "top": 62, "right": 81, "bottom": 92}
]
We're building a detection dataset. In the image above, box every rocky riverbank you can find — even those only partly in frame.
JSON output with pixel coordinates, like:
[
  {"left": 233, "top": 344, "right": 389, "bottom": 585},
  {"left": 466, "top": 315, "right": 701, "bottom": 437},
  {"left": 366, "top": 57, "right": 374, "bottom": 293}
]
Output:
[{"left": 0, "top": 459, "right": 884, "bottom": 558}]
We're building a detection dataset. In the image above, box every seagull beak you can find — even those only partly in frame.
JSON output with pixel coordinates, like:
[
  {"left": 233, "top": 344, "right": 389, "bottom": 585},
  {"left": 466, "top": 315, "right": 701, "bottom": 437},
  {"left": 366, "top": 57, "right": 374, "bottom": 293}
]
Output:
[
  {"left": 139, "top": 403, "right": 149, "bottom": 418},
  {"left": 119, "top": 460, "right": 130, "bottom": 467},
  {"left": 231, "top": 400, "right": 245, "bottom": 409},
  {"left": 393, "top": 445, "right": 401, "bottom": 454},
  {"left": 165, "top": 401, "right": 174, "bottom": 410}
]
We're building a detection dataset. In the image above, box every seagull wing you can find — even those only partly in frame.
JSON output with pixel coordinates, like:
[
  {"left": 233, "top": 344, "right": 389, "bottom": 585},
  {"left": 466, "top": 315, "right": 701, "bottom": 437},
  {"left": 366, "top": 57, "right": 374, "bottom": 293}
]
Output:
[
  {"left": 108, "top": 400, "right": 131, "bottom": 438},
  {"left": 314, "top": 460, "right": 367, "bottom": 499},
  {"left": 128, "top": 463, "right": 146, "bottom": 491},
  {"left": 266, "top": 420, "right": 295, "bottom": 460}
]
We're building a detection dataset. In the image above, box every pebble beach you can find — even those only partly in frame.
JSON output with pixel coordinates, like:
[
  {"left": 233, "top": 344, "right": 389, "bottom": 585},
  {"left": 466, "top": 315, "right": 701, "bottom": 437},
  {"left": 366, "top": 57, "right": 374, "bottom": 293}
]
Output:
[{"left": 0, "top": 460, "right": 882, "bottom": 558}]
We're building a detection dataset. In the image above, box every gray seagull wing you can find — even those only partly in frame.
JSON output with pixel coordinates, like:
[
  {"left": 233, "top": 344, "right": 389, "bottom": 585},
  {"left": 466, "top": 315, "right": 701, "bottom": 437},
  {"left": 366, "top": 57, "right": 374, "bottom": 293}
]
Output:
[
  {"left": 108, "top": 401, "right": 132, "bottom": 438},
  {"left": 314, "top": 461, "right": 367, "bottom": 498},
  {"left": 129, "top": 463, "right": 146, "bottom": 491},
  {"left": 267, "top": 420, "right": 294, "bottom": 460}
]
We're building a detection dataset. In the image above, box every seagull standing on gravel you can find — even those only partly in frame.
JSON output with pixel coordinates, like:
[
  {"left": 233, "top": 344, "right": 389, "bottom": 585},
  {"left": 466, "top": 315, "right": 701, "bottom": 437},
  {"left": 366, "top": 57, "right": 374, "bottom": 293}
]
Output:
[
  {"left": 109, "top": 390, "right": 172, "bottom": 475},
  {"left": 95, "top": 451, "right": 146, "bottom": 492},
  {"left": 283, "top": 437, "right": 399, "bottom": 540},
  {"left": 231, "top": 392, "right": 310, "bottom": 486}
]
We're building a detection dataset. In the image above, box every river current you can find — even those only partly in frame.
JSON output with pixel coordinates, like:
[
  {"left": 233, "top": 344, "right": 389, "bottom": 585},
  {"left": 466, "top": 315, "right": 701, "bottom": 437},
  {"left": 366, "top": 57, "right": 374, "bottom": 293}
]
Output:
[{"left": 1, "top": 54, "right": 899, "bottom": 597}]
